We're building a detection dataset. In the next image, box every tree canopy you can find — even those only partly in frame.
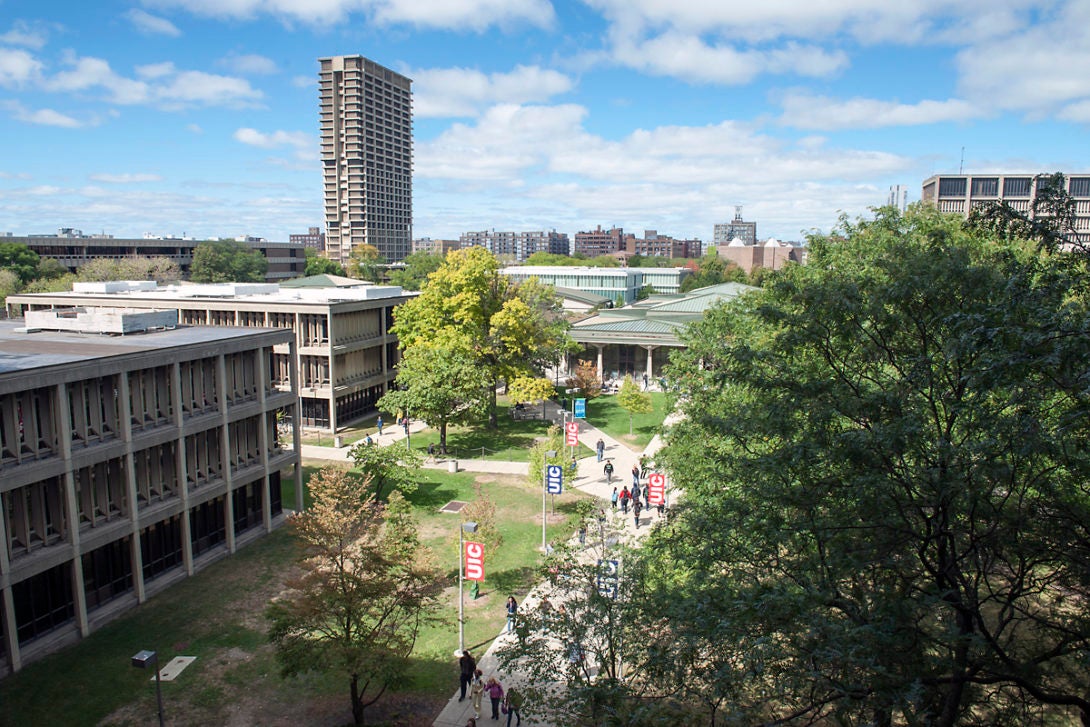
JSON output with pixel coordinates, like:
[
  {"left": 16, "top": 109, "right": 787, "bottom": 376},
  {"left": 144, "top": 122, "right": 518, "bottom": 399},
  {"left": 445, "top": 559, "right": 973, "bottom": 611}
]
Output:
[
  {"left": 649, "top": 205, "right": 1090, "bottom": 725},
  {"left": 615, "top": 375, "right": 652, "bottom": 434},
  {"left": 967, "top": 172, "right": 1079, "bottom": 253},
  {"left": 303, "top": 248, "right": 346, "bottom": 277},
  {"left": 266, "top": 467, "right": 442, "bottom": 725},
  {"left": 0, "top": 243, "right": 41, "bottom": 284},
  {"left": 189, "top": 240, "right": 267, "bottom": 283},
  {"left": 387, "top": 251, "right": 443, "bottom": 291},
  {"left": 391, "top": 246, "right": 570, "bottom": 428},
  {"left": 77, "top": 256, "right": 181, "bottom": 283},
  {"left": 346, "top": 244, "right": 385, "bottom": 283}
]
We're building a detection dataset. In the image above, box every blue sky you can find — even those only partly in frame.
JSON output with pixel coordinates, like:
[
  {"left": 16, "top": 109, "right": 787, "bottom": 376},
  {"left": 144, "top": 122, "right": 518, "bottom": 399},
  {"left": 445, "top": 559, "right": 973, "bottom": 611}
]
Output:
[{"left": 2, "top": 0, "right": 1090, "bottom": 244}]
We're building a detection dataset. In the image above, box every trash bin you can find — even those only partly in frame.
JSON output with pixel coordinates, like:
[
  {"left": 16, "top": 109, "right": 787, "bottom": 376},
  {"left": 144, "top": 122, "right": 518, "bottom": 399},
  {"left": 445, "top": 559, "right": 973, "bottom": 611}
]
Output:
[
  {"left": 334, "top": 435, "right": 343, "bottom": 448},
  {"left": 448, "top": 459, "right": 458, "bottom": 473}
]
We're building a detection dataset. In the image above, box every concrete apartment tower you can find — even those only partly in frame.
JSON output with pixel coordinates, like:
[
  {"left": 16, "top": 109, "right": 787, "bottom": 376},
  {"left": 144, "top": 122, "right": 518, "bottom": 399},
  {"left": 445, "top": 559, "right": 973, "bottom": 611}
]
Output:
[{"left": 319, "top": 55, "right": 413, "bottom": 265}]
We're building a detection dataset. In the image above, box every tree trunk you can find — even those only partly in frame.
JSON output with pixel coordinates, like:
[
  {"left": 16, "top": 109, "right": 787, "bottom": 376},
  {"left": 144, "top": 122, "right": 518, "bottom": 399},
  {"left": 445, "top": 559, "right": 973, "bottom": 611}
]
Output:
[
  {"left": 488, "top": 383, "right": 498, "bottom": 430},
  {"left": 351, "top": 673, "right": 365, "bottom": 725},
  {"left": 440, "top": 421, "right": 448, "bottom": 454}
]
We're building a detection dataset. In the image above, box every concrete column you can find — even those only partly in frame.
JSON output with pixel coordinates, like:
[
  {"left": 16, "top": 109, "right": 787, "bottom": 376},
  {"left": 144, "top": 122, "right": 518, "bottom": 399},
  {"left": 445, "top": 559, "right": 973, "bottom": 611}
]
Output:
[
  {"left": 216, "top": 354, "right": 236, "bottom": 554},
  {"left": 595, "top": 345, "right": 604, "bottom": 380},
  {"left": 256, "top": 344, "right": 272, "bottom": 533},
  {"left": 53, "top": 382, "right": 89, "bottom": 636},
  {"left": 172, "top": 361, "right": 192, "bottom": 581},
  {"left": 644, "top": 345, "right": 656, "bottom": 383},
  {"left": 289, "top": 338, "right": 304, "bottom": 513}
]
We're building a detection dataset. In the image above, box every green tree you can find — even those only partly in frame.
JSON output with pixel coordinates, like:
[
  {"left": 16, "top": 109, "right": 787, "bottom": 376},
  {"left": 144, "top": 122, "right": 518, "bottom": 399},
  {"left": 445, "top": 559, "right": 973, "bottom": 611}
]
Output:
[
  {"left": 20, "top": 273, "right": 75, "bottom": 294},
  {"left": 35, "top": 257, "right": 69, "bottom": 280},
  {"left": 565, "top": 359, "right": 601, "bottom": 401},
  {"left": 615, "top": 375, "right": 652, "bottom": 435},
  {"left": 508, "top": 376, "right": 556, "bottom": 419},
  {"left": 346, "top": 243, "right": 385, "bottom": 283},
  {"left": 652, "top": 205, "right": 1090, "bottom": 725},
  {"left": 77, "top": 256, "right": 180, "bottom": 283},
  {"left": 190, "top": 240, "right": 268, "bottom": 282},
  {"left": 967, "top": 172, "right": 1079, "bottom": 253},
  {"left": 266, "top": 468, "right": 443, "bottom": 726},
  {"left": 303, "top": 248, "right": 346, "bottom": 277},
  {"left": 346, "top": 438, "right": 424, "bottom": 501},
  {"left": 524, "top": 251, "right": 574, "bottom": 266},
  {"left": 377, "top": 345, "right": 488, "bottom": 453},
  {"left": 0, "top": 243, "right": 40, "bottom": 284},
  {"left": 0, "top": 269, "right": 20, "bottom": 306},
  {"left": 386, "top": 251, "right": 442, "bottom": 290},
  {"left": 392, "top": 247, "right": 570, "bottom": 429}
]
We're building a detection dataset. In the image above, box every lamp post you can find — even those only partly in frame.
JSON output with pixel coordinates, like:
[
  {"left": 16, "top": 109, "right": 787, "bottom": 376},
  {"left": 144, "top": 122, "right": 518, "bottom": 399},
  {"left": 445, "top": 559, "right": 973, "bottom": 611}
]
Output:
[
  {"left": 543, "top": 450, "right": 556, "bottom": 551},
  {"left": 131, "top": 649, "right": 165, "bottom": 727},
  {"left": 458, "top": 521, "right": 478, "bottom": 654}
]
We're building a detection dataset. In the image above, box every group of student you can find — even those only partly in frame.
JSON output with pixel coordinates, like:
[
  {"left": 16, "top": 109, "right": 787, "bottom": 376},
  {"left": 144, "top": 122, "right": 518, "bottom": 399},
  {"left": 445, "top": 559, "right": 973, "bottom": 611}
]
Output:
[{"left": 459, "top": 647, "right": 522, "bottom": 726}]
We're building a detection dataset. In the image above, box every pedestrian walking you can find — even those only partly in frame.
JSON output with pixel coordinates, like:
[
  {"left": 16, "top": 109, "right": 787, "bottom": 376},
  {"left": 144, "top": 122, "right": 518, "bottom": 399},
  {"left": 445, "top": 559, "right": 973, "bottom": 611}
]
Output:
[
  {"left": 505, "top": 596, "right": 518, "bottom": 634},
  {"left": 620, "top": 485, "right": 630, "bottom": 514},
  {"left": 470, "top": 669, "right": 485, "bottom": 718},
  {"left": 631, "top": 482, "right": 641, "bottom": 505},
  {"left": 376, "top": 415, "right": 383, "bottom": 436},
  {"left": 603, "top": 460, "right": 614, "bottom": 483},
  {"left": 595, "top": 438, "right": 604, "bottom": 462},
  {"left": 610, "top": 487, "right": 618, "bottom": 510},
  {"left": 539, "top": 596, "right": 552, "bottom": 632},
  {"left": 458, "top": 650, "right": 476, "bottom": 701},
  {"left": 504, "top": 685, "right": 523, "bottom": 727},
  {"left": 402, "top": 416, "right": 409, "bottom": 435},
  {"left": 485, "top": 677, "right": 505, "bottom": 720},
  {"left": 364, "top": 434, "right": 373, "bottom": 446},
  {"left": 631, "top": 464, "right": 640, "bottom": 488},
  {"left": 633, "top": 498, "right": 642, "bottom": 528}
]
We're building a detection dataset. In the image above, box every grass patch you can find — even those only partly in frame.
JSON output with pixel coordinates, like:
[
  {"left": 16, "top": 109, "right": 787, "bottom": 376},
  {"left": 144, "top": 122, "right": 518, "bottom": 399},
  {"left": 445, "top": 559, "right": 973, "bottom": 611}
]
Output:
[
  {"left": 0, "top": 463, "right": 589, "bottom": 727},
  {"left": 584, "top": 392, "right": 668, "bottom": 450}
]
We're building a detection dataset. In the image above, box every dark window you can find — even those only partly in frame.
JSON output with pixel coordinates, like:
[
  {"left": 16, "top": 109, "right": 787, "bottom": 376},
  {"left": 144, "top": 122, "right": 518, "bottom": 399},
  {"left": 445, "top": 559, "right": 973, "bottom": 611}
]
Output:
[
  {"left": 140, "top": 515, "right": 183, "bottom": 581},
  {"left": 83, "top": 537, "right": 133, "bottom": 609},
  {"left": 232, "top": 483, "right": 262, "bottom": 536},
  {"left": 938, "top": 178, "right": 967, "bottom": 196},
  {"left": 971, "top": 177, "right": 998, "bottom": 196},
  {"left": 189, "top": 497, "right": 226, "bottom": 557},
  {"left": 1003, "top": 177, "right": 1032, "bottom": 196},
  {"left": 269, "top": 472, "right": 282, "bottom": 517},
  {"left": 1070, "top": 177, "right": 1090, "bottom": 197},
  {"left": 13, "top": 562, "right": 74, "bottom": 644}
]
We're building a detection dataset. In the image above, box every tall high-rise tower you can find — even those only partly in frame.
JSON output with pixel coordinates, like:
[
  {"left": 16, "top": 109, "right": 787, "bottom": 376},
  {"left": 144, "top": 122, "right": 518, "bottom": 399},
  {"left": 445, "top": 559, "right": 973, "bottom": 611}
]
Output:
[{"left": 319, "top": 55, "right": 413, "bottom": 264}]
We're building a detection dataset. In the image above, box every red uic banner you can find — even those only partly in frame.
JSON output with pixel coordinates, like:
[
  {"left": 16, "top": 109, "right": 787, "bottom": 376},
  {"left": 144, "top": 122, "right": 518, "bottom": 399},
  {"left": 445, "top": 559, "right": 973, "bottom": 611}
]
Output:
[
  {"left": 464, "top": 541, "right": 485, "bottom": 582},
  {"left": 647, "top": 472, "right": 666, "bottom": 505}
]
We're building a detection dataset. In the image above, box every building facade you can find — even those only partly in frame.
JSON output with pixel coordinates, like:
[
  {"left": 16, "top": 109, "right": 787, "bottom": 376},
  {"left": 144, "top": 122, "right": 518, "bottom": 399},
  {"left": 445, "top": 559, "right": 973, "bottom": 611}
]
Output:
[
  {"left": 8, "top": 280, "right": 416, "bottom": 434},
  {"left": 921, "top": 173, "right": 1090, "bottom": 245},
  {"left": 573, "top": 226, "right": 625, "bottom": 257},
  {"left": 412, "top": 238, "right": 460, "bottom": 256},
  {"left": 459, "top": 230, "right": 569, "bottom": 262},
  {"left": 713, "top": 207, "right": 758, "bottom": 246},
  {"left": 500, "top": 266, "right": 690, "bottom": 305},
  {"left": 626, "top": 230, "right": 702, "bottom": 258},
  {"left": 320, "top": 55, "right": 413, "bottom": 265},
  {"left": 290, "top": 226, "right": 326, "bottom": 252},
  {"left": 716, "top": 237, "right": 805, "bottom": 274},
  {"left": 0, "top": 312, "right": 301, "bottom": 675},
  {"left": 8, "top": 234, "right": 306, "bottom": 282}
]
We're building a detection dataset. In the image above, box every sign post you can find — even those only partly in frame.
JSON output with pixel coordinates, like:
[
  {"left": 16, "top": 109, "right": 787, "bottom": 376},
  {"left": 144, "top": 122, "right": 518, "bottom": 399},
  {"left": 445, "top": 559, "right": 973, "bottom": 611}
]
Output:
[{"left": 543, "top": 451, "right": 557, "bottom": 551}]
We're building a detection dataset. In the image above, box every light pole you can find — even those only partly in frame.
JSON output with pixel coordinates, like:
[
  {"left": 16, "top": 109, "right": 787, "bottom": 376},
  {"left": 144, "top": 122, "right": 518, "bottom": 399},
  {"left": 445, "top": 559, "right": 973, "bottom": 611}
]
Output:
[
  {"left": 543, "top": 450, "right": 556, "bottom": 551},
  {"left": 131, "top": 649, "right": 165, "bottom": 727},
  {"left": 458, "top": 520, "right": 478, "bottom": 654}
]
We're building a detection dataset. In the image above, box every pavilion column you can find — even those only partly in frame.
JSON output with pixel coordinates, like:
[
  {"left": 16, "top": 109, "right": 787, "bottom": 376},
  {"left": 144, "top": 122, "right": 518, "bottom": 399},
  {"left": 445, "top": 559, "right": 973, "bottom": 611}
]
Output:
[
  {"left": 595, "top": 345, "right": 604, "bottom": 379},
  {"left": 644, "top": 345, "right": 656, "bottom": 385}
]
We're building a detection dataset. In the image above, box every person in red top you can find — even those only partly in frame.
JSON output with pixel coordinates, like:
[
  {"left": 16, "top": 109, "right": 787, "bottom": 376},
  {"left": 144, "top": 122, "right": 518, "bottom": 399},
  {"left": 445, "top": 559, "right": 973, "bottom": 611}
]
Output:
[
  {"left": 619, "top": 485, "right": 631, "bottom": 514},
  {"left": 485, "top": 677, "right": 505, "bottom": 720}
]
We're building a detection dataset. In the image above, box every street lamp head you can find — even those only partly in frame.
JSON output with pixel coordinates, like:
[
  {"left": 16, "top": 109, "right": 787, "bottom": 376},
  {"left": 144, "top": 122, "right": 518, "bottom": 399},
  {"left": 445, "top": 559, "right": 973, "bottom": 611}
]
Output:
[
  {"left": 545, "top": 450, "right": 557, "bottom": 458},
  {"left": 462, "top": 521, "right": 478, "bottom": 534},
  {"left": 131, "top": 650, "right": 158, "bottom": 669}
]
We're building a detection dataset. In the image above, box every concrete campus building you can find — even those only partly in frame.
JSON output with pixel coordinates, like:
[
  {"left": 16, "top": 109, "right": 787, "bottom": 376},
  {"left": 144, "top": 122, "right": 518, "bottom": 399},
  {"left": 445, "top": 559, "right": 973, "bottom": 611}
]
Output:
[
  {"left": 320, "top": 55, "right": 413, "bottom": 265},
  {"left": 8, "top": 278, "right": 416, "bottom": 435},
  {"left": 921, "top": 173, "right": 1090, "bottom": 246},
  {"left": 713, "top": 208, "right": 758, "bottom": 246},
  {"left": 0, "top": 310, "right": 301, "bottom": 676},
  {"left": 566, "top": 282, "right": 758, "bottom": 385},
  {"left": 715, "top": 237, "right": 806, "bottom": 275},
  {"left": 7, "top": 232, "right": 307, "bottom": 282}
]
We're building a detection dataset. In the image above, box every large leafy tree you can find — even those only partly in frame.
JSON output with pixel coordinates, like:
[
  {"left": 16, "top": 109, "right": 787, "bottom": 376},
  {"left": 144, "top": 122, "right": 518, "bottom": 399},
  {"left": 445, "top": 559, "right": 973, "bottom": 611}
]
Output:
[
  {"left": 266, "top": 467, "right": 443, "bottom": 726},
  {"left": 190, "top": 240, "right": 268, "bottom": 282},
  {"left": 377, "top": 344, "right": 489, "bottom": 453},
  {"left": 0, "top": 243, "right": 41, "bottom": 284},
  {"left": 386, "top": 251, "right": 442, "bottom": 291},
  {"left": 77, "top": 256, "right": 180, "bottom": 283},
  {"left": 346, "top": 440, "right": 423, "bottom": 501},
  {"left": 392, "top": 246, "right": 570, "bottom": 428},
  {"left": 346, "top": 243, "right": 385, "bottom": 283},
  {"left": 303, "top": 248, "right": 346, "bottom": 277},
  {"left": 651, "top": 206, "right": 1090, "bottom": 725},
  {"left": 966, "top": 172, "right": 1079, "bottom": 253}
]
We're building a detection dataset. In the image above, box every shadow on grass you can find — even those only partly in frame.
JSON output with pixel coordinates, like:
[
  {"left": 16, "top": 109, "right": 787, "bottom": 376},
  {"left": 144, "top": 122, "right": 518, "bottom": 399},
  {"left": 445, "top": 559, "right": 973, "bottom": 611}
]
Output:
[
  {"left": 486, "top": 566, "right": 540, "bottom": 596},
  {"left": 403, "top": 481, "right": 462, "bottom": 509}
]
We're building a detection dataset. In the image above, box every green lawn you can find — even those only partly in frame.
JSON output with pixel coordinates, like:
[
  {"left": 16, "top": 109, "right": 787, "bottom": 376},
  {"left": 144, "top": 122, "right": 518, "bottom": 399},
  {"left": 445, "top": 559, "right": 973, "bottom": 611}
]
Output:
[
  {"left": 584, "top": 392, "right": 668, "bottom": 450},
  {"left": 0, "top": 464, "right": 588, "bottom": 727}
]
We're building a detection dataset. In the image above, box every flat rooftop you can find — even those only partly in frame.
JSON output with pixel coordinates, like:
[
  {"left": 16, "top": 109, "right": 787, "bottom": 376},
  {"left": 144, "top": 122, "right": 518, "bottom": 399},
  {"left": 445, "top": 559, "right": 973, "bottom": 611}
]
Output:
[
  {"left": 9, "top": 281, "right": 413, "bottom": 308},
  {"left": 0, "top": 320, "right": 284, "bottom": 376}
]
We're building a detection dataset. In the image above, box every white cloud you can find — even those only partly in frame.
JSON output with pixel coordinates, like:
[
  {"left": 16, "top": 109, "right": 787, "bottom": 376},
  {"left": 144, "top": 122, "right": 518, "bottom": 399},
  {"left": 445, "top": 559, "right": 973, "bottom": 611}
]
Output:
[
  {"left": 412, "top": 65, "right": 574, "bottom": 118},
  {"left": 125, "top": 9, "right": 182, "bottom": 36},
  {"left": 1058, "top": 99, "right": 1090, "bottom": 123},
  {"left": 47, "top": 55, "right": 150, "bottom": 104},
  {"left": 90, "top": 173, "right": 163, "bottom": 183},
  {"left": 143, "top": 0, "right": 554, "bottom": 30},
  {"left": 187, "top": 123, "right": 204, "bottom": 134},
  {"left": 219, "top": 53, "right": 278, "bottom": 75},
  {"left": 0, "top": 21, "right": 50, "bottom": 49},
  {"left": 158, "top": 70, "right": 263, "bottom": 108},
  {"left": 2, "top": 101, "right": 84, "bottom": 128},
  {"left": 234, "top": 127, "right": 316, "bottom": 164},
  {"left": 778, "top": 93, "right": 979, "bottom": 130},
  {"left": 291, "top": 74, "right": 315, "bottom": 88},
  {"left": 136, "top": 61, "right": 177, "bottom": 79},
  {"left": 0, "top": 48, "right": 43, "bottom": 88}
]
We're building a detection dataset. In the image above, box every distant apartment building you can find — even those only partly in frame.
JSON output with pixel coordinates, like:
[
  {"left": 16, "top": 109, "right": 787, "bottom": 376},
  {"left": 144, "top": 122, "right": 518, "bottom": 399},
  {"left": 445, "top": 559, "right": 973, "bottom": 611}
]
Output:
[
  {"left": 412, "top": 238, "right": 460, "bottom": 256},
  {"left": 713, "top": 207, "right": 758, "bottom": 246},
  {"left": 573, "top": 226, "right": 625, "bottom": 257},
  {"left": 0, "top": 311, "right": 300, "bottom": 675},
  {"left": 320, "top": 55, "right": 413, "bottom": 265},
  {"left": 888, "top": 184, "right": 909, "bottom": 212},
  {"left": 627, "top": 230, "right": 702, "bottom": 259},
  {"left": 290, "top": 227, "right": 326, "bottom": 252},
  {"left": 8, "top": 280, "right": 416, "bottom": 434},
  {"left": 921, "top": 173, "right": 1090, "bottom": 245},
  {"left": 716, "top": 237, "right": 805, "bottom": 274},
  {"left": 8, "top": 233, "right": 306, "bottom": 282},
  {"left": 459, "top": 230, "right": 569, "bottom": 262}
]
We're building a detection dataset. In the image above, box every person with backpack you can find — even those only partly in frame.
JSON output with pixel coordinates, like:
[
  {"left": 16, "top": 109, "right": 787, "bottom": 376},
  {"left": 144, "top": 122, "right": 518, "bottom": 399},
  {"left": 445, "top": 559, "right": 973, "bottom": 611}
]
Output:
[
  {"left": 620, "top": 485, "right": 630, "bottom": 514},
  {"left": 633, "top": 498, "right": 642, "bottom": 528}
]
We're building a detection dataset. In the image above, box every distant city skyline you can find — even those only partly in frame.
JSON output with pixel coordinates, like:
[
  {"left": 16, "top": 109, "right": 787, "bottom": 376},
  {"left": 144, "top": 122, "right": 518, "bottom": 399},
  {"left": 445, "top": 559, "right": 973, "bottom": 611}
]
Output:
[{"left": 2, "top": 2, "right": 1090, "bottom": 243}]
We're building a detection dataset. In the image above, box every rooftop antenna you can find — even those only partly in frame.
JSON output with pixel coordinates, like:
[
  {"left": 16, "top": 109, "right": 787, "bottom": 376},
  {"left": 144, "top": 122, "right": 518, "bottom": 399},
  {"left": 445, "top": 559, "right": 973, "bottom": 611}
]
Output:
[{"left": 959, "top": 146, "right": 965, "bottom": 175}]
